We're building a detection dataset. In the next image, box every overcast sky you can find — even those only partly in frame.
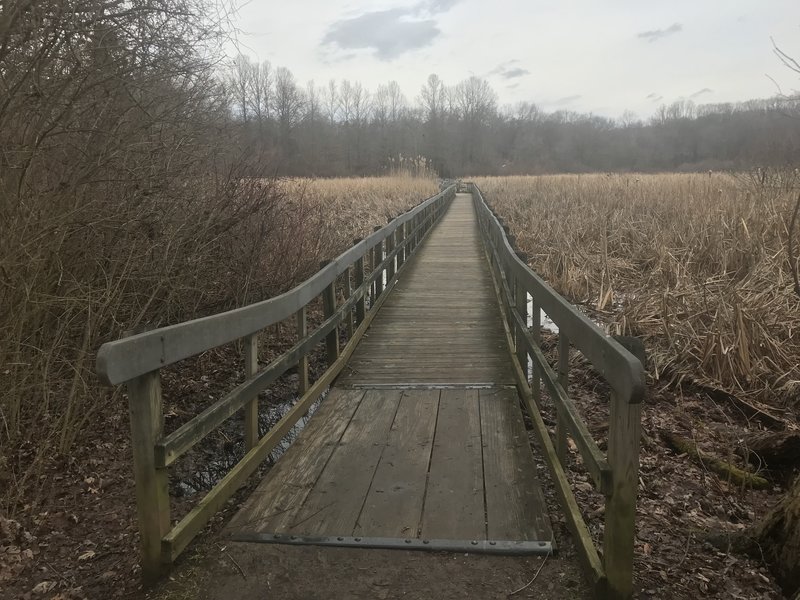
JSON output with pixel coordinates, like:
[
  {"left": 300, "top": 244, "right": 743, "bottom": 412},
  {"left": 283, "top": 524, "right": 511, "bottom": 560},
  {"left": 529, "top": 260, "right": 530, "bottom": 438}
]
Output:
[{"left": 229, "top": 0, "right": 800, "bottom": 119}]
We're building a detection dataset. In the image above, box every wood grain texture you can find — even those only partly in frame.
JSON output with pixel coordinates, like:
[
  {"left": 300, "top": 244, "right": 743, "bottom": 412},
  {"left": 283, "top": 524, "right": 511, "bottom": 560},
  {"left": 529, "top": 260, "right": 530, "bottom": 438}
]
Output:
[
  {"left": 226, "top": 388, "right": 365, "bottom": 535},
  {"left": 338, "top": 195, "right": 514, "bottom": 387},
  {"left": 286, "top": 389, "right": 402, "bottom": 536},
  {"left": 420, "top": 389, "right": 485, "bottom": 540},
  {"left": 480, "top": 388, "right": 553, "bottom": 542},
  {"left": 356, "top": 390, "right": 439, "bottom": 537}
]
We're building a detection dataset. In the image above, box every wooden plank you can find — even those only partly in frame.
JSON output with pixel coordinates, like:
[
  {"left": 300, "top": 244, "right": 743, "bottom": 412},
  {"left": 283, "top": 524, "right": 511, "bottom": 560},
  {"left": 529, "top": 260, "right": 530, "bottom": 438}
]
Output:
[
  {"left": 356, "top": 390, "right": 439, "bottom": 537},
  {"left": 227, "top": 388, "right": 365, "bottom": 534},
  {"left": 421, "top": 389, "right": 485, "bottom": 540},
  {"left": 480, "top": 388, "right": 552, "bottom": 541},
  {"left": 287, "top": 389, "right": 403, "bottom": 536}
]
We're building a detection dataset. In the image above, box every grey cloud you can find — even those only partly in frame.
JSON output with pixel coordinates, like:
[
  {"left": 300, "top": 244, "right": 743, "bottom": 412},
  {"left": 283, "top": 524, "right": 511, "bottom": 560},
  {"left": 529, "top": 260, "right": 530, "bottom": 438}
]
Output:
[
  {"left": 637, "top": 23, "right": 682, "bottom": 42},
  {"left": 691, "top": 87, "right": 713, "bottom": 98},
  {"left": 555, "top": 95, "right": 582, "bottom": 105},
  {"left": 488, "top": 60, "right": 529, "bottom": 80},
  {"left": 646, "top": 92, "right": 659, "bottom": 99},
  {"left": 323, "top": 9, "right": 440, "bottom": 60},
  {"left": 502, "top": 67, "right": 530, "bottom": 79}
]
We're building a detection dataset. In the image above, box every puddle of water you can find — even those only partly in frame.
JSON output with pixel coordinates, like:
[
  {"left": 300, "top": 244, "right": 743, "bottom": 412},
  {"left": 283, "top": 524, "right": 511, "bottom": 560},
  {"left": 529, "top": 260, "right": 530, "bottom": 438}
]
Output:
[{"left": 173, "top": 389, "right": 327, "bottom": 497}]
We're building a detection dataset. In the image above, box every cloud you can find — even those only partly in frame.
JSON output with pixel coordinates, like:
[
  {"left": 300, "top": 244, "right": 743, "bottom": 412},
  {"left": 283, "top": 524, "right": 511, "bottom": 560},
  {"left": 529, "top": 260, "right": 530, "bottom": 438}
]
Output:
[
  {"left": 690, "top": 87, "right": 713, "bottom": 98},
  {"left": 487, "top": 60, "right": 529, "bottom": 80},
  {"left": 637, "top": 23, "right": 682, "bottom": 42},
  {"left": 323, "top": 9, "right": 441, "bottom": 60},
  {"left": 502, "top": 67, "right": 530, "bottom": 79},
  {"left": 555, "top": 95, "right": 582, "bottom": 105}
]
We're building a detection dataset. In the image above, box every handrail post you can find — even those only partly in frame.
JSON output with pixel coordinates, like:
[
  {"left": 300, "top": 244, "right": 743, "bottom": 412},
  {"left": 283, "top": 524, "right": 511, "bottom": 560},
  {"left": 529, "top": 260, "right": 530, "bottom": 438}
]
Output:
[
  {"left": 373, "top": 225, "right": 384, "bottom": 299},
  {"left": 603, "top": 393, "right": 642, "bottom": 600},
  {"left": 556, "top": 333, "right": 570, "bottom": 465},
  {"left": 127, "top": 370, "right": 170, "bottom": 584},
  {"left": 342, "top": 266, "right": 354, "bottom": 338},
  {"left": 531, "top": 299, "right": 542, "bottom": 408},
  {"left": 320, "top": 260, "right": 339, "bottom": 364},
  {"left": 296, "top": 306, "right": 309, "bottom": 394},
  {"left": 397, "top": 222, "right": 406, "bottom": 268},
  {"left": 244, "top": 333, "right": 259, "bottom": 450},
  {"left": 514, "top": 270, "right": 528, "bottom": 378},
  {"left": 353, "top": 238, "right": 366, "bottom": 324},
  {"left": 386, "top": 218, "right": 396, "bottom": 282}
]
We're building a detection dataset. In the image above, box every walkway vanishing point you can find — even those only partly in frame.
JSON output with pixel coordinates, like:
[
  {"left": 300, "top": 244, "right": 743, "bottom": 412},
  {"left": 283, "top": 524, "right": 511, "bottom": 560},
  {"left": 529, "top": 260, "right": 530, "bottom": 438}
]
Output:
[{"left": 96, "top": 184, "right": 646, "bottom": 599}]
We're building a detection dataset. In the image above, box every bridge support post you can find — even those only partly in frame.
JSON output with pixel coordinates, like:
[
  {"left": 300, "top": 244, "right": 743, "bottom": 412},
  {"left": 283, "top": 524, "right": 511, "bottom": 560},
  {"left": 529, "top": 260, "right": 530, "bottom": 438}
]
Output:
[
  {"left": 296, "top": 306, "right": 309, "bottom": 394},
  {"left": 127, "top": 370, "right": 170, "bottom": 584},
  {"left": 530, "top": 299, "right": 542, "bottom": 409},
  {"left": 321, "top": 261, "right": 340, "bottom": 365},
  {"left": 386, "top": 219, "right": 396, "bottom": 282},
  {"left": 373, "top": 225, "right": 384, "bottom": 299},
  {"left": 397, "top": 222, "right": 406, "bottom": 268},
  {"left": 353, "top": 239, "right": 366, "bottom": 325},
  {"left": 514, "top": 265, "right": 528, "bottom": 378},
  {"left": 244, "top": 333, "right": 259, "bottom": 451},
  {"left": 603, "top": 392, "right": 642, "bottom": 600},
  {"left": 342, "top": 267, "right": 354, "bottom": 339},
  {"left": 556, "top": 333, "right": 570, "bottom": 465}
]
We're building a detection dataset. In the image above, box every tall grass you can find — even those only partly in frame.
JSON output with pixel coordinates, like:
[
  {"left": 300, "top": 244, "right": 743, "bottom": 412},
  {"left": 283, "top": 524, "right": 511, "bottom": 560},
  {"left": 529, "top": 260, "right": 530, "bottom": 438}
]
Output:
[{"left": 476, "top": 173, "right": 800, "bottom": 407}]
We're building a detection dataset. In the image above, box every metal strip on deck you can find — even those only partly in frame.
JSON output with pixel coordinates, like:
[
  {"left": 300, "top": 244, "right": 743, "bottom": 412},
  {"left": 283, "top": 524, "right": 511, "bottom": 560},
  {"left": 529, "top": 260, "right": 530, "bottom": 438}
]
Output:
[{"left": 230, "top": 533, "right": 554, "bottom": 556}]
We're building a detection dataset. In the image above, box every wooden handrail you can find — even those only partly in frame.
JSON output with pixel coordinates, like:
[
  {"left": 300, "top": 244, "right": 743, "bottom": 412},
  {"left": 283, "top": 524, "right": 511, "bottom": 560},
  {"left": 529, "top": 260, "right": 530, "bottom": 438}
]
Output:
[
  {"left": 96, "top": 186, "right": 454, "bottom": 386},
  {"left": 99, "top": 185, "right": 456, "bottom": 583},
  {"left": 469, "top": 182, "right": 644, "bottom": 600}
]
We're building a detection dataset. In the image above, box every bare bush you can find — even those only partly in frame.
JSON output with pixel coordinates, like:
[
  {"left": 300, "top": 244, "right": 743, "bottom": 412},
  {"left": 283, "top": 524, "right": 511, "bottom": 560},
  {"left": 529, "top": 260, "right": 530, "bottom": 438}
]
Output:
[{"left": 0, "top": 0, "right": 295, "bottom": 506}]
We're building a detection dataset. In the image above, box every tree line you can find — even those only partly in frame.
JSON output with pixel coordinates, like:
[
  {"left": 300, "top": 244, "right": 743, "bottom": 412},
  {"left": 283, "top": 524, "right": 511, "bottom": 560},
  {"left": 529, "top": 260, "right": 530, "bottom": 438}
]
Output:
[{"left": 226, "top": 55, "right": 800, "bottom": 177}]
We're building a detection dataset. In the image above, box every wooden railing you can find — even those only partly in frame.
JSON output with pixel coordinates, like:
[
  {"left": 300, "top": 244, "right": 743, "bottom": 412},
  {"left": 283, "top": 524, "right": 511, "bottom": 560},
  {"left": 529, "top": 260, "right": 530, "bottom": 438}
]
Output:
[
  {"left": 469, "top": 183, "right": 646, "bottom": 600},
  {"left": 96, "top": 185, "right": 456, "bottom": 583}
]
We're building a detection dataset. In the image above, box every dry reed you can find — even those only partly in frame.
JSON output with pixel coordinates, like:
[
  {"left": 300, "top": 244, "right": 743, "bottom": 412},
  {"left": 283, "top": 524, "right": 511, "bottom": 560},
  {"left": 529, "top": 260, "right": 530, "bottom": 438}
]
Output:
[{"left": 475, "top": 173, "right": 800, "bottom": 409}]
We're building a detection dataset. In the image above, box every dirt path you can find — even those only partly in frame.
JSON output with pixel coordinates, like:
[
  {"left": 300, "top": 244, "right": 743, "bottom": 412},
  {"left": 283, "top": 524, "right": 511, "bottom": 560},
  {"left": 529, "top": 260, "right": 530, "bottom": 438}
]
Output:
[{"left": 153, "top": 541, "right": 589, "bottom": 600}]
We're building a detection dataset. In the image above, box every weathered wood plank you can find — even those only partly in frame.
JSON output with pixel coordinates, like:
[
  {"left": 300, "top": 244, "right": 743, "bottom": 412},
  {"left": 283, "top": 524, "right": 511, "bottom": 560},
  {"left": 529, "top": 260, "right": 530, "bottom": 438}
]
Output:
[
  {"left": 421, "top": 389, "right": 485, "bottom": 540},
  {"left": 227, "top": 388, "right": 365, "bottom": 534},
  {"left": 480, "top": 388, "right": 552, "bottom": 541},
  {"left": 287, "top": 389, "right": 403, "bottom": 536},
  {"left": 356, "top": 390, "right": 439, "bottom": 538}
]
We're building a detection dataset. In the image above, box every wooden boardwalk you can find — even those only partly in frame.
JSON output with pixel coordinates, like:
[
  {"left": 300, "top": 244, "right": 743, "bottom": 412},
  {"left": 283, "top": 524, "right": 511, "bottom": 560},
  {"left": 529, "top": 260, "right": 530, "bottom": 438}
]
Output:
[{"left": 229, "top": 194, "right": 553, "bottom": 551}]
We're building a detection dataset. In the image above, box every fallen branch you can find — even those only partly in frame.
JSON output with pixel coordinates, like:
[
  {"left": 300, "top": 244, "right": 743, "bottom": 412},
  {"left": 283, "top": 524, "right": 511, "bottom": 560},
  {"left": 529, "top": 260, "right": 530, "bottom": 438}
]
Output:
[{"left": 660, "top": 431, "right": 770, "bottom": 489}]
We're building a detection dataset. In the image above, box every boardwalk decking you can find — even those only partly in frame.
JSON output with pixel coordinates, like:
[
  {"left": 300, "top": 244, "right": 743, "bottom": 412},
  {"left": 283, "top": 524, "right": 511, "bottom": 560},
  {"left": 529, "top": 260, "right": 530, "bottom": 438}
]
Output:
[{"left": 229, "top": 194, "right": 553, "bottom": 551}]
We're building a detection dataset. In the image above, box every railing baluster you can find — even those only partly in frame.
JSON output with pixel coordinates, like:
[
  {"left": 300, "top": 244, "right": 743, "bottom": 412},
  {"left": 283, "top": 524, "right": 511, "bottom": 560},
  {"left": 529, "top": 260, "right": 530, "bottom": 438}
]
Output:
[
  {"left": 321, "top": 260, "right": 339, "bottom": 364},
  {"left": 373, "top": 225, "right": 384, "bottom": 299},
  {"left": 386, "top": 219, "right": 396, "bottom": 283},
  {"left": 397, "top": 222, "right": 406, "bottom": 268},
  {"left": 604, "top": 392, "right": 642, "bottom": 599},
  {"left": 342, "top": 266, "right": 354, "bottom": 339},
  {"left": 244, "top": 333, "right": 259, "bottom": 450},
  {"left": 296, "top": 306, "right": 309, "bottom": 394},
  {"left": 127, "top": 370, "right": 170, "bottom": 583},
  {"left": 353, "top": 238, "right": 366, "bottom": 324},
  {"left": 531, "top": 298, "right": 542, "bottom": 408},
  {"left": 514, "top": 272, "right": 528, "bottom": 378},
  {"left": 556, "top": 332, "right": 570, "bottom": 464}
]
